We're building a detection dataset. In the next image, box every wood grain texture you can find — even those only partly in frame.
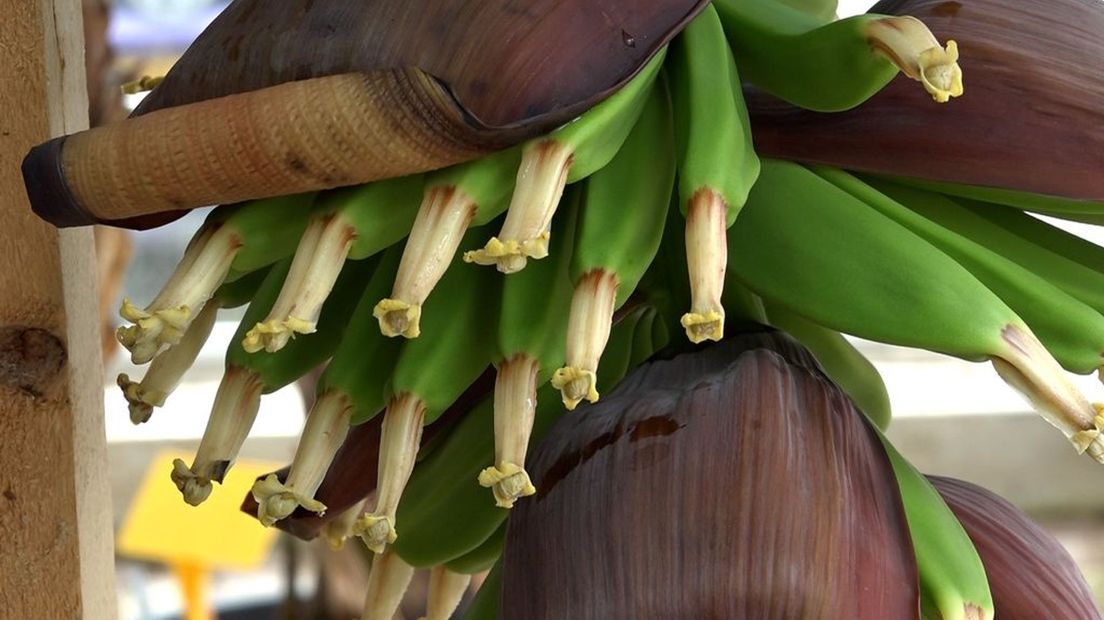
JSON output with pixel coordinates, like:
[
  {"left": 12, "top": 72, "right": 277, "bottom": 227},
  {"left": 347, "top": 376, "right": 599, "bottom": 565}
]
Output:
[{"left": 0, "top": 1, "right": 116, "bottom": 618}]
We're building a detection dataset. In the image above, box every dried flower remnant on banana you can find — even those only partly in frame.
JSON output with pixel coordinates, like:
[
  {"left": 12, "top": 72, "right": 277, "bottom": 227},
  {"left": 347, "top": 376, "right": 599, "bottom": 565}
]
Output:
[
  {"left": 464, "top": 140, "right": 573, "bottom": 274},
  {"left": 421, "top": 566, "right": 473, "bottom": 620},
  {"left": 360, "top": 551, "right": 415, "bottom": 620},
  {"left": 242, "top": 214, "right": 355, "bottom": 353},
  {"left": 681, "top": 189, "right": 728, "bottom": 343},
  {"left": 867, "top": 16, "right": 963, "bottom": 102},
  {"left": 375, "top": 186, "right": 477, "bottom": 338},
  {"left": 118, "top": 297, "right": 221, "bottom": 424},
  {"left": 118, "top": 224, "right": 241, "bottom": 363},
  {"left": 992, "top": 324, "right": 1104, "bottom": 463},
  {"left": 170, "top": 366, "right": 264, "bottom": 505},
  {"left": 478, "top": 354, "right": 540, "bottom": 508},
  {"left": 252, "top": 390, "right": 353, "bottom": 526},
  {"left": 552, "top": 269, "right": 619, "bottom": 410},
  {"left": 355, "top": 393, "right": 426, "bottom": 553}
]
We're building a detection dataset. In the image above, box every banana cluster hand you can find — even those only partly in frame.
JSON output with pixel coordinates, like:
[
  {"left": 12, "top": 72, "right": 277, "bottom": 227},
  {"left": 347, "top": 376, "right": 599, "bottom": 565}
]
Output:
[{"left": 81, "top": 0, "right": 1104, "bottom": 617}]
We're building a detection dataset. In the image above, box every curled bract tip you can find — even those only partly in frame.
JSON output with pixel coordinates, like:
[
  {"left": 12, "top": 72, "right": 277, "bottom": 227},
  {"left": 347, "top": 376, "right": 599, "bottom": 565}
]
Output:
[
  {"left": 551, "top": 366, "right": 599, "bottom": 410},
  {"left": 478, "top": 462, "right": 537, "bottom": 508},
  {"left": 170, "top": 458, "right": 212, "bottom": 506},
  {"left": 373, "top": 299, "right": 422, "bottom": 338},
  {"left": 355, "top": 515, "right": 398, "bottom": 554},
  {"left": 251, "top": 474, "right": 327, "bottom": 527},
  {"left": 680, "top": 311, "right": 725, "bottom": 344}
]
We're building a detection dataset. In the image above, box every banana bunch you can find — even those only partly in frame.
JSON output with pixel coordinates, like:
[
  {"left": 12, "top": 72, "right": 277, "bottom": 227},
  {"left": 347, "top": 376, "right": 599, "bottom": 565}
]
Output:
[{"left": 109, "top": 0, "right": 1104, "bottom": 616}]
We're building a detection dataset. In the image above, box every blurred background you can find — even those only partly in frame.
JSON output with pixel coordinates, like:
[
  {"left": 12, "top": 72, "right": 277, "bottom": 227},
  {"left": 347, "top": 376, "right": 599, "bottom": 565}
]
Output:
[{"left": 90, "top": 0, "right": 1104, "bottom": 617}]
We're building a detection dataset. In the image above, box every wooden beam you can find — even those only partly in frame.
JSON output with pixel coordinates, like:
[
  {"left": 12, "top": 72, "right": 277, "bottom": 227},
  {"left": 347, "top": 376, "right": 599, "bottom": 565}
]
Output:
[{"left": 1, "top": 1, "right": 117, "bottom": 617}]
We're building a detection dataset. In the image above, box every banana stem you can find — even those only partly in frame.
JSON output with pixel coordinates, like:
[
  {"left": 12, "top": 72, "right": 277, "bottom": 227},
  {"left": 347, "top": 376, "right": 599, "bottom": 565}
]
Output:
[
  {"left": 360, "top": 551, "right": 415, "bottom": 620},
  {"left": 118, "top": 296, "right": 221, "bottom": 424},
  {"left": 242, "top": 213, "right": 355, "bottom": 353},
  {"left": 374, "top": 186, "right": 476, "bottom": 338},
  {"left": 421, "top": 566, "right": 473, "bottom": 620},
  {"left": 866, "top": 16, "right": 963, "bottom": 103},
  {"left": 252, "top": 390, "right": 353, "bottom": 526},
  {"left": 552, "top": 269, "right": 619, "bottom": 410},
  {"left": 117, "top": 223, "right": 241, "bottom": 364},
  {"left": 170, "top": 366, "right": 263, "bottom": 505},
  {"left": 464, "top": 139, "right": 573, "bottom": 274},
  {"left": 323, "top": 496, "right": 370, "bottom": 550},
  {"left": 992, "top": 324, "right": 1104, "bottom": 463},
  {"left": 681, "top": 188, "right": 728, "bottom": 344},
  {"left": 478, "top": 354, "right": 540, "bottom": 508},
  {"left": 355, "top": 393, "right": 426, "bottom": 553}
]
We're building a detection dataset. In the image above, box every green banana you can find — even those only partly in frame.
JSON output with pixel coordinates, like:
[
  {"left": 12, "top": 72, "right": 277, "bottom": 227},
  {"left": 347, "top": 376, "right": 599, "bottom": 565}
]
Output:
[
  {"left": 391, "top": 305, "right": 654, "bottom": 569},
  {"left": 444, "top": 523, "right": 506, "bottom": 576},
  {"left": 551, "top": 80, "right": 676, "bottom": 409},
  {"left": 713, "top": 0, "right": 962, "bottom": 111},
  {"left": 727, "top": 159, "right": 1103, "bottom": 463},
  {"left": 374, "top": 148, "right": 522, "bottom": 338},
  {"left": 464, "top": 49, "right": 667, "bottom": 274},
  {"left": 117, "top": 267, "right": 271, "bottom": 425},
  {"left": 117, "top": 255, "right": 272, "bottom": 423},
  {"left": 479, "top": 193, "right": 578, "bottom": 508},
  {"left": 251, "top": 247, "right": 405, "bottom": 526},
  {"left": 891, "top": 176, "right": 1104, "bottom": 217},
  {"left": 877, "top": 431, "right": 994, "bottom": 620},
  {"left": 242, "top": 174, "right": 424, "bottom": 353},
  {"left": 763, "top": 301, "right": 892, "bottom": 431},
  {"left": 356, "top": 227, "right": 502, "bottom": 553},
  {"left": 874, "top": 183, "right": 1104, "bottom": 315},
  {"left": 668, "top": 4, "right": 760, "bottom": 343},
  {"left": 170, "top": 254, "right": 377, "bottom": 506},
  {"left": 116, "top": 194, "right": 315, "bottom": 364},
  {"left": 464, "top": 563, "right": 501, "bottom": 620},
  {"left": 777, "top": 0, "right": 837, "bottom": 22},
  {"left": 820, "top": 171, "right": 1104, "bottom": 377}
]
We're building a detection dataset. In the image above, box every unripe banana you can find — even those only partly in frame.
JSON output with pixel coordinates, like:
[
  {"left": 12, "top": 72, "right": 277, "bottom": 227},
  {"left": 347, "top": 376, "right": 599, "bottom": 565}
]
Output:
[
  {"left": 357, "top": 227, "right": 502, "bottom": 553},
  {"left": 464, "top": 50, "right": 667, "bottom": 273},
  {"left": 391, "top": 305, "right": 655, "bottom": 569},
  {"left": 242, "top": 175, "right": 423, "bottom": 353},
  {"left": 374, "top": 148, "right": 520, "bottom": 338},
  {"left": 867, "top": 179, "right": 1104, "bottom": 316},
  {"left": 876, "top": 431, "right": 994, "bottom": 620},
  {"left": 821, "top": 171, "right": 1104, "bottom": 377},
  {"left": 763, "top": 302, "right": 893, "bottom": 431},
  {"left": 552, "top": 81, "right": 676, "bottom": 409},
  {"left": 464, "top": 563, "right": 501, "bottom": 620},
  {"left": 251, "top": 247, "right": 405, "bottom": 526},
  {"left": 668, "top": 4, "right": 760, "bottom": 343},
  {"left": 116, "top": 195, "right": 315, "bottom": 364},
  {"left": 480, "top": 194, "right": 578, "bottom": 508},
  {"left": 727, "top": 160, "right": 1104, "bottom": 463},
  {"left": 713, "top": 0, "right": 962, "bottom": 111},
  {"left": 171, "top": 254, "right": 377, "bottom": 505}
]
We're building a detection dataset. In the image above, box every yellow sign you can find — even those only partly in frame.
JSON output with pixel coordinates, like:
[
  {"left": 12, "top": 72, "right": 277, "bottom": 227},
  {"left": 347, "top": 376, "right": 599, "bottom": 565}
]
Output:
[{"left": 117, "top": 451, "right": 281, "bottom": 570}]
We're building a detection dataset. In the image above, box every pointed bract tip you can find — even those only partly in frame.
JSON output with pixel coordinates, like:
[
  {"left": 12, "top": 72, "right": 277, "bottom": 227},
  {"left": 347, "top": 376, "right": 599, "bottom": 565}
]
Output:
[
  {"left": 478, "top": 462, "right": 537, "bottom": 508},
  {"left": 373, "top": 299, "right": 422, "bottom": 338}
]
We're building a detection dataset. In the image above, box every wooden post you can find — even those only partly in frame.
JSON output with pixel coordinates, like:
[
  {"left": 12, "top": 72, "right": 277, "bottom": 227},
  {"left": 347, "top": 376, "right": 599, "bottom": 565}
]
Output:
[{"left": 1, "top": 1, "right": 117, "bottom": 618}]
